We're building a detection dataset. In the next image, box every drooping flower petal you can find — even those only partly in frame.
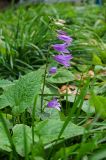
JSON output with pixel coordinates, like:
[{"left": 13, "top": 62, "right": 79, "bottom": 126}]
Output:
[
  {"left": 53, "top": 54, "right": 73, "bottom": 67},
  {"left": 49, "top": 67, "right": 57, "bottom": 74},
  {"left": 52, "top": 43, "right": 70, "bottom": 53},
  {"left": 47, "top": 98, "right": 61, "bottom": 111},
  {"left": 57, "top": 34, "right": 73, "bottom": 45}
]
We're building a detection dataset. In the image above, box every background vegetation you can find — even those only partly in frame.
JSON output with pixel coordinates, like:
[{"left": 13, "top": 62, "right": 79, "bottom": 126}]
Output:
[{"left": 0, "top": 2, "right": 106, "bottom": 160}]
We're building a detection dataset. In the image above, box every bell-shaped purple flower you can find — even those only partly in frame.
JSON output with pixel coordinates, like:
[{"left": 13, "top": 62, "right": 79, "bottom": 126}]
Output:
[
  {"left": 57, "top": 34, "right": 73, "bottom": 45},
  {"left": 47, "top": 98, "right": 61, "bottom": 111},
  {"left": 49, "top": 67, "right": 57, "bottom": 74},
  {"left": 52, "top": 43, "right": 70, "bottom": 53},
  {"left": 53, "top": 54, "right": 73, "bottom": 67}
]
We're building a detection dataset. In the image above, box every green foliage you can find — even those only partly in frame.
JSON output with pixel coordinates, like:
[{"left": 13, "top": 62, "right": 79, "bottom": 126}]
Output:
[
  {"left": 0, "top": 79, "right": 12, "bottom": 89},
  {"left": 0, "top": 95, "right": 10, "bottom": 109},
  {"left": 90, "top": 94, "right": 106, "bottom": 119},
  {"left": 35, "top": 118, "right": 84, "bottom": 144},
  {"left": 93, "top": 54, "right": 102, "bottom": 65},
  {"left": 0, "top": 121, "right": 11, "bottom": 152},
  {"left": 0, "top": 68, "right": 43, "bottom": 115},
  {"left": 0, "top": 2, "right": 106, "bottom": 160},
  {"left": 47, "top": 68, "right": 75, "bottom": 84},
  {"left": 12, "top": 124, "right": 33, "bottom": 157},
  {"left": 0, "top": 3, "right": 106, "bottom": 78},
  {"left": 90, "top": 148, "right": 106, "bottom": 160}
]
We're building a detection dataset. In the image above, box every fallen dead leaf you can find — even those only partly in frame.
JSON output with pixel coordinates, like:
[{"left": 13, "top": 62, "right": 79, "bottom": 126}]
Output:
[
  {"left": 59, "top": 85, "right": 78, "bottom": 95},
  {"left": 84, "top": 94, "right": 91, "bottom": 100},
  {"left": 88, "top": 70, "right": 94, "bottom": 78}
]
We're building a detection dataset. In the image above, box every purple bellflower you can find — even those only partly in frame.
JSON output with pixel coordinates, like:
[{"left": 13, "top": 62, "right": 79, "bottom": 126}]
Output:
[
  {"left": 52, "top": 43, "right": 69, "bottom": 53},
  {"left": 49, "top": 67, "right": 57, "bottom": 74},
  {"left": 57, "top": 34, "right": 73, "bottom": 45},
  {"left": 53, "top": 54, "right": 73, "bottom": 67},
  {"left": 47, "top": 98, "right": 61, "bottom": 111}
]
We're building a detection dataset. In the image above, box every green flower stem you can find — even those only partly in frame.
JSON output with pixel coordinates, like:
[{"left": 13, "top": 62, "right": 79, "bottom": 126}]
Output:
[{"left": 41, "top": 50, "right": 49, "bottom": 112}]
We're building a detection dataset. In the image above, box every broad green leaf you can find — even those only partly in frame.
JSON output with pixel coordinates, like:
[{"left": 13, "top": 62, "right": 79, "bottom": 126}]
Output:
[
  {"left": 37, "top": 108, "right": 60, "bottom": 121},
  {"left": 47, "top": 69, "right": 75, "bottom": 84},
  {"left": 90, "top": 95, "right": 106, "bottom": 119},
  {"left": 12, "top": 124, "right": 36, "bottom": 157},
  {"left": 0, "top": 79, "right": 13, "bottom": 89},
  {"left": 44, "top": 85, "right": 59, "bottom": 95},
  {"left": 0, "top": 122, "right": 11, "bottom": 152},
  {"left": 12, "top": 124, "right": 32, "bottom": 156},
  {"left": 34, "top": 118, "right": 84, "bottom": 144},
  {"left": 82, "top": 100, "right": 95, "bottom": 114},
  {"left": 1, "top": 69, "right": 43, "bottom": 115},
  {"left": 45, "top": 108, "right": 60, "bottom": 120}
]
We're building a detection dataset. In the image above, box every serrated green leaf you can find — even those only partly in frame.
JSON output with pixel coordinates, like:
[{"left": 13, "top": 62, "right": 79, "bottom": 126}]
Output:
[{"left": 1, "top": 69, "right": 43, "bottom": 115}]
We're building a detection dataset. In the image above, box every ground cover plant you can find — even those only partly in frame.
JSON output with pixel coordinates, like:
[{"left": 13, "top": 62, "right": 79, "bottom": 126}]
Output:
[{"left": 0, "top": 2, "right": 106, "bottom": 160}]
